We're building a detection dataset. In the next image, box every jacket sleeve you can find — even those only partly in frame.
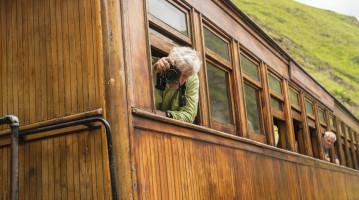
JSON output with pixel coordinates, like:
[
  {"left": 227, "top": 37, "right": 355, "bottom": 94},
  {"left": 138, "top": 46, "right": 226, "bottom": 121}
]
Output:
[{"left": 168, "top": 75, "right": 199, "bottom": 123}]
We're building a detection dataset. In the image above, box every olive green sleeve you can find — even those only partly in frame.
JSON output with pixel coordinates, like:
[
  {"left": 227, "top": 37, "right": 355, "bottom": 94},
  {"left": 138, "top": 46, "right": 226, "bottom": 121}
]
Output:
[{"left": 168, "top": 75, "right": 199, "bottom": 123}]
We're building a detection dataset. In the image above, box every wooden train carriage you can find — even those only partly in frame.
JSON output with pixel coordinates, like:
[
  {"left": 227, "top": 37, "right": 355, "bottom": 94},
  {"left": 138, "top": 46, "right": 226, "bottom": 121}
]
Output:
[{"left": 1, "top": 0, "right": 359, "bottom": 199}]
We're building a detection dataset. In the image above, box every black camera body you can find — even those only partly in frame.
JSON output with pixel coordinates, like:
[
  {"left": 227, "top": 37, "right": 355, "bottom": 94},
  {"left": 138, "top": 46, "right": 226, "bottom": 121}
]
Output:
[{"left": 155, "top": 62, "right": 187, "bottom": 107}]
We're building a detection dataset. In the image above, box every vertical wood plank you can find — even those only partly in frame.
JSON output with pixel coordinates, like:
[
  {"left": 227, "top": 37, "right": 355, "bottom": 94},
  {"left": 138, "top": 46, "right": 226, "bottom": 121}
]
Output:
[
  {"left": 72, "top": 134, "right": 81, "bottom": 200},
  {"left": 94, "top": 129, "right": 105, "bottom": 200},
  {"left": 28, "top": 0, "right": 36, "bottom": 124},
  {"left": 24, "top": 143, "right": 30, "bottom": 200},
  {"left": 35, "top": 140, "right": 43, "bottom": 200},
  {"left": 84, "top": 0, "right": 96, "bottom": 110},
  {"left": 74, "top": 0, "right": 84, "bottom": 113},
  {"left": 60, "top": 136, "right": 68, "bottom": 200},
  {"left": 61, "top": 0, "right": 71, "bottom": 115},
  {"left": 54, "top": 137, "right": 61, "bottom": 200},
  {"left": 68, "top": 0, "right": 78, "bottom": 115},
  {"left": 22, "top": 0, "right": 30, "bottom": 126},
  {"left": 34, "top": 0, "right": 41, "bottom": 122},
  {"left": 42, "top": 139, "right": 49, "bottom": 200},
  {"left": 39, "top": 0, "right": 47, "bottom": 121},
  {"left": 29, "top": 142, "right": 36, "bottom": 200},
  {"left": 66, "top": 135, "right": 75, "bottom": 200},
  {"left": 0, "top": 0, "right": 6, "bottom": 130},
  {"left": 45, "top": 0, "right": 54, "bottom": 120},
  {"left": 78, "top": 132, "right": 87, "bottom": 199},
  {"left": 50, "top": 0, "right": 59, "bottom": 118},
  {"left": 48, "top": 138, "right": 55, "bottom": 200},
  {"left": 56, "top": 0, "right": 65, "bottom": 118},
  {"left": 0, "top": 148, "right": 3, "bottom": 199}
]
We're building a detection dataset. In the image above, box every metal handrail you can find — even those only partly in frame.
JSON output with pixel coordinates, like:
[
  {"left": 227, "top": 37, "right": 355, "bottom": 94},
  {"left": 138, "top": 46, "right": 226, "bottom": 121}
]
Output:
[
  {"left": 0, "top": 115, "right": 20, "bottom": 200},
  {"left": 2, "top": 116, "right": 118, "bottom": 200}
]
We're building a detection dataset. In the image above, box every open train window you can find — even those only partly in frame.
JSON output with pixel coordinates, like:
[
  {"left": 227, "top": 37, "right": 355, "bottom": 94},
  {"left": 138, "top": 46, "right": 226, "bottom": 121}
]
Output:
[
  {"left": 309, "top": 126, "right": 320, "bottom": 159},
  {"left": 268, "top": 71, "right": 288, "bottom": 150},
  {"left": 273, "top": 118, "right": 288, "bottom": 149},
  {"left": 202, "top": 23, "right": 235, "bottom": 133}
]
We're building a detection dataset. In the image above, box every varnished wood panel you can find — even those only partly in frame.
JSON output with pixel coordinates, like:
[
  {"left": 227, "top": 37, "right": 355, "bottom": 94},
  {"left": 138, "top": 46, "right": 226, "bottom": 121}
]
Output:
[
  {"left": 0, "top": 0, "right": 103, "bottom": 131},
  {"left": 0, "top": 128, "right": 111, "bottom": 200},
  {"left": 133, "top": 125, "right": 359, "bottom": 199}
]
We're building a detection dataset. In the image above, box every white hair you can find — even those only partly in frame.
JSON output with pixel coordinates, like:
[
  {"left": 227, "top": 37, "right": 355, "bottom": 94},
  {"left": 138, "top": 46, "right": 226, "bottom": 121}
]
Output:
[
  {"left": 168, "top": 47, "right": 202, "bottom": 75},
  {"left": 324, "top": 131, "right": 337, "bottom": 141}
]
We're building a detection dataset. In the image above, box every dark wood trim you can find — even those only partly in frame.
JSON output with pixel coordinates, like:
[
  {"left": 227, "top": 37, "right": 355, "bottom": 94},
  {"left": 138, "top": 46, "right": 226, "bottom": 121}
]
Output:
[
  {"left": 314, "top": 102, "right": 326, "bottom": 160},
  {"left": 299, "top": 91, "right": 313, "bottom": 156},
  {"left": 261, "top": 62, "right": 274, "bottom": 146},
  {"left": 283, "top": 80, "right": 296, "bottom": 151}
]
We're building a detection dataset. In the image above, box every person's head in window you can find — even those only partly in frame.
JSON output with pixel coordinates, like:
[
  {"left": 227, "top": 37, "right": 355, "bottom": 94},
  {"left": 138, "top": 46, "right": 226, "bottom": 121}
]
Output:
[
  {"left": 153, "top": 46, "right": 202, "bottom": 123},
  {"left": 153, "top": 47, "right": 201, "bottom": 88},
  {"left": 322, "top": 131, "right": 339, "bottom": 164}
]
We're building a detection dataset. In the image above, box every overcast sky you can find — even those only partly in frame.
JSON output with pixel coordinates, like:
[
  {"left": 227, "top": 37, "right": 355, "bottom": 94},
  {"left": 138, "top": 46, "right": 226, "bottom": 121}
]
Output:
[{"left": 294, "top": 0, "right": 359, "bottom": 20}]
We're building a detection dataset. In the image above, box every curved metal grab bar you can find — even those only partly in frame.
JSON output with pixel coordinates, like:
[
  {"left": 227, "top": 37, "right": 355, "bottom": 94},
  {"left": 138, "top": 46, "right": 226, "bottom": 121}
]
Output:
[
  {"left": 20, "top": 117, "right": 118, "bottom": 200},
  {"left": 2, "top": 116, "right": 118, "bottom": 200}
]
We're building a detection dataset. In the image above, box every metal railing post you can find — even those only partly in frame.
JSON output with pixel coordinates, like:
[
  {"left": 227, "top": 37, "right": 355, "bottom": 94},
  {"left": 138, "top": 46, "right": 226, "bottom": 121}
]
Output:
[{"left": 0, "top": 115, "right": 20, "bottom": 200}]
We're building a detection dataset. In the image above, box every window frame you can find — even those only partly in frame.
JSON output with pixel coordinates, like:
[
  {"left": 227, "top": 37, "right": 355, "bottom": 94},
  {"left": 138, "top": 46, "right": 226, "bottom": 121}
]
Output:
[
  {"left": 201, "top": 21, "right": 236, "bottom": 134},
  {"left": 204, "top": 58, "right": 236, "bottom": 133},
  {"left": 202, "top": 22, "right": 232, "bottom": 68},
  {"left": 240, "top": 50, "right": 266, "bottom": 143},
  {"left": 147, "top": 0, "right": 192, "bottom": 45}
]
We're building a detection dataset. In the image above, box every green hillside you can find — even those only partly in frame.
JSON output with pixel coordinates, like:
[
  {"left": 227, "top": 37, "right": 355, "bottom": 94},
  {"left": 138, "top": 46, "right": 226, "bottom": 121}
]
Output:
[{"left": 233, "top": 0, "right": 359, "bottom": 118}]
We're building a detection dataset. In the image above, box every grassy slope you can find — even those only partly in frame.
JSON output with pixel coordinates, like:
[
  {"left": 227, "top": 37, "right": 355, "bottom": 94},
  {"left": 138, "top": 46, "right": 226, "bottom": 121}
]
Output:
[{"left": 232, "top": 0, "right": 359, "bottom": 118}]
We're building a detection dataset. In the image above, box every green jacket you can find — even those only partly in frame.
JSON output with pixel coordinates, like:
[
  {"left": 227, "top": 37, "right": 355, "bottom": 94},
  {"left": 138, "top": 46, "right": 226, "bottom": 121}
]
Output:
[{"left": 155, "top": 75, "right": 199, "bottom": 123}]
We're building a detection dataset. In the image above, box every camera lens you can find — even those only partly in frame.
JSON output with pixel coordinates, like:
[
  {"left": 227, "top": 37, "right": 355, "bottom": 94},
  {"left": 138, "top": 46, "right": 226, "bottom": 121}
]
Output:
[{"left": 165, "top": 69, "right": 178, "bottom": 82}]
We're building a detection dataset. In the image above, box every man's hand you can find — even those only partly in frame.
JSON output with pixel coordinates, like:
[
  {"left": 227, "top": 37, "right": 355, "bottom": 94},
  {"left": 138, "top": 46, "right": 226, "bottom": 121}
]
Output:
[
  {"left": 153, "top": 57, "right": 175, "bottom": 75},
  {"left": 335, "top": 158, "right": 340, "bottom": 165}
]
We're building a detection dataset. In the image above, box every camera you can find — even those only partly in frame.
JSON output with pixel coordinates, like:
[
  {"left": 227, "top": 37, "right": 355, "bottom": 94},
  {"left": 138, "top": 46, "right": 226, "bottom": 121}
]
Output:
[
  {"left": 155, "top": 62, "right": 187, "bottom": 107},
  {"left": 155, "top": 63, "right": 181, "bottom": 90},
  {"left": 163, "top": 63, "right": 181, "bottom": 83}
]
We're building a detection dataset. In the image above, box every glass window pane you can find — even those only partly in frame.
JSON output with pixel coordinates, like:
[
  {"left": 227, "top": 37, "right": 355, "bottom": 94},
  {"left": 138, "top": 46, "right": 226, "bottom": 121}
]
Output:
[
  {"left": 352, "top": 132, "right": 357, "bottom": 143},
  {"left": 318, "top": 109, "right": 325, "bottom": 122},
  {"left": 203, "top": 27, "right": 230, "bottom": 61},
  {"left": 149, "top": 0, "right": 188, "bottom": 35},
  {"left": 289, "top": 88, "right": 299, "bottom": 107},
  {"left": 339, "top": 123, "right": 343, "bottom": 136},
  {"left": 330, "top": 117, "right": 335, "bottom": 130},
  {"left": 345, "top": 126, "right": 351, "bottom": 141},
  {"left": 244, "top": 83, "right": 263, "bottom": 135},
  {"left": 305, "top": 100, "right": 314, "bottom": 116},
  {"left": 268, "top": 74, "right": 282, "bottom": 96},
  {"left": 207, "top": 62, "right": 231, "bottom": 124},
  {"left": 271, "top": 96, "right": 283, "bottom": 111},
  {"left": 241, "top": 54, "right": 260, "bottom": 82}
]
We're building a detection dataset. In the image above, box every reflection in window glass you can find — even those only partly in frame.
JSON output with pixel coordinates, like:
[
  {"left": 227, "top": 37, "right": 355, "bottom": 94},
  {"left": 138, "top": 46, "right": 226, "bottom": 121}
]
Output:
[
  {"left": 203, "top": 27, "right": 229, "bottom": 61},
  {"left": 207, "top": 62, "right": 231, "bottom": 124},
  {"left": 345, "top": 126, "right": 351, "bottom": 141},
  {"left": 149, "top": 0, "right": 188, "bottom": 35},
  {"left": 318, "top": 109, "right": 325, "bottom": 122},
  {"left": 305, "top": 99, "right": 314, "bottom": 116},
  {"left": 268, "top": 74, "right": 282, "bottom": 96},
  {"left": 241, "top": 54, "right": 260, "bottom": 82},
  {"left": 330, "top": 117, "right": 335, "bottom": 130},
  {"left": 352, "top": 132, "right": 357, "bottom": 143},
  {"left": 244, "top": 83, "right": 263, "bottom": 135},
  {"left": 271, "top": 96, "right": 282, "bottom": 111},
  {"left": 339, "top": 123, "right": 343, "bottom": 136},
  {"left": 289, "top": 88, "right": 299, "bottom": 107}
]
